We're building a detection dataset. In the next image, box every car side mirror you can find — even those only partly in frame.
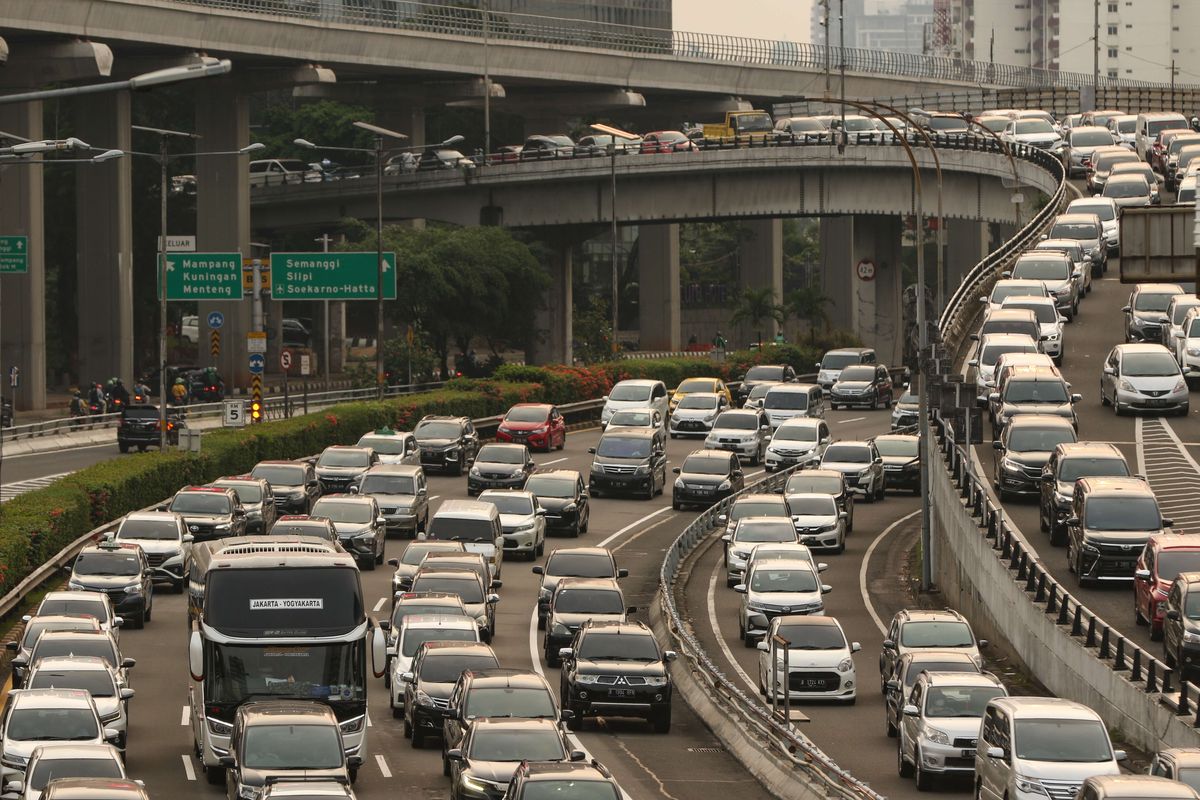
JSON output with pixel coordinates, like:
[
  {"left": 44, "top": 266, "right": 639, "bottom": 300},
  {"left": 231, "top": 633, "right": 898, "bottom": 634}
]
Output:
[
  {"left": 387, "top": 558, "right": 400, "bottom": 567},
  {"left": 882, "top": 639, "right": 896, "bottom": 650},
  {"left": 1000, "top": 271, "right": 1012, "bottom": 278},
  {"left": 490, "top": 579, "right": 503, "bottom": 589},
  {"left": 968, "top": 359, "right": 979, "bottom": 367},
  {"left": 400, "top": 671, "right": 415, "bottom": 683},
  {"left": 821, "top": 584, "right": 833, "bottom": 594},
  {"left": 987, "top": 746, "right": 1006, "bottom": 760},
  {"left": 120, "top": 688, "right": 135, "bottom": 700},
  {"left": 733, "top": 584, "right": 747, "bottom": 593},
  {"left": 3, "top": 642, "right": 16, "bottom": 652},
  {"left": 1122, "top": 305, "right": 1132, "bottom": 313},
  {"left": 570, "top": 750, "right": 587, "bottom": 762},
  {"left": 418, "top": 486, "right": 428, "bottom": 495},
  {"left": 587, "top": 447, "right": 596, "bottom": 454},
  {"left": 1066, "top": 516, "right": 1080, "bottom": 527},
  {"left": 218, "top": 756, "right": 236, "bottom": 768},
  {"left": 756, "top": 641, "right": 769, "bottom": 651},
  {"left": 376, "top": 516, "right": 387, "bottom": 525},
  {"left": 531, "top": 565, "right": 544, "bottom": 575},
  {"left": 1071, "top": 393, "right": 1082, "bottom": 404},
  {"left": 182, "top": 534, "right": 194, "bottom": 544},
  {"left": 817, "top": 562, "right": 829, "bottom": 572},
  {"left": 992, "top": 441, "right": 1004, "bottom": 451},
  {"left": 978, "top": 639, "right": 989, "bottom": 648},
  {"left": 976, "top": 397, "right": 989, "bottom": 409},
  {"left": 970, "top": 333, "right": 980, "bottom": 341},
  {"left": 1163, "top": 518, "right": 1175, "bottom": 528},
  {"left": 664, "top": 650, "right": 677, "bottom": 661},
  {"left": 978, "top": 297, "right": 987, "bottom": 304},
  {"left": 1103, "top": 366, "right": 1115, "bottom": 376},
  {"left": 1168, "top": 609, "right": 1182, "bottom": 621},
  {"left": 4, "top": 780, "right": 24, "bottom": 795},
  {"left": 903, "top": 704, "right": 920, "bottom": 717},
  {"left": 1094, "top": 193, "right": 1101, "bottom": 197},
  {"left": 104, "top": 727, "right": 121, "bottom": 742},
  {"left": 851, "top": 642, "right": 861, "bottom": 653},
  {"left": 626, "top": 606, "right": 638, "bottom": 614},
  {"left": 487, "top": 593, "right": 500, "bottom": 604},
  {"left": 988, "top": 392, "right": 1000, "bottom": 404},
  {"left": 558, "top": 647, "right": 574, "bottom": 661},
  {"left": 886, "top": 679, "right": 900, "bottom": 691},
  {"left": 1115, "top": 750, "right": 1128, "bottom": 762},
  {"left": 617, "top": 568, "right": 629, "bottom": 578},
  {"left": 721, "top": 534, "right": 732, "bottom": 542},
  {"left": 349, "top": 486, "right": 359, "bottom": 494},
  {"left": 672, "top": 467, "right": 681, "bottom": 474},
  {"left": 446, "top": 748, "right": 464, "bottom": 761},
  {"left": 113, "top": 617, "right": 124, "bottom": 629},
  {"left": 1135, "top": 568, "right": 1152, "bottom": 580}
]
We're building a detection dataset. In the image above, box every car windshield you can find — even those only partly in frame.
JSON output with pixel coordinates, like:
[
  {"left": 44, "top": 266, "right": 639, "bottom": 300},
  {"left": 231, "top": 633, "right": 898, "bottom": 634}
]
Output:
[
  {"left": 311, "top": 500, "right": 372, "bottom": 524},
  {"left": 28, "top": 669, "right": 116, "bottom": 697},
  {"left": 681, "top": 456, "right": 730, "bottom": 475},
  {"left": 483, "top": 494, "right": 534, "bottom": 515},
  {"left": 1014, "top": 259, "right": 1070, "bottom": 280},
  {"left": 843, "top": 117, "right": 874, "bottom": 132},
  {"left": 898, "top": 391, "right": 918, "bottom": 405},
  {"left": 420, "top": 653, "right": 499, "bottom": 683},
  {"left": 524, "top": 476, "right": 575, "bottom": 498},
  {"left": 243, "top": 724, "right": 343, "bottom": 769},
  {"left": 360, "top": 475, "right": 416, "bottom": 495},
  {"left": 401, "top": 543, "right": 462, "bottom": 566},
  {"left": 465, "top": 688, "right": 557, "bottom": 720},
  {"left": 1005, "top": 380, "right": 1070, "bottom": 404},
  {"left": 28, "top": 757, "right": 122, "bottom": 791},
  {"left": 677, "top": 379, "right": 716, "bottom": 394},
  {"left": 554, "top": 589, "right": 624, "bottom": 615},
  {"left": 468, "top": 728, "right": 566, "bottom": 762},
  {"left": 318, "top": 449, "right": 369, "bottom": 468},
  {"left": 252, "top": 465, "right": 305, "bottom": 487},
  {"left": 1187, "top": 593, "right": 1200, "bottom": 621},
  {"left": 116, "top": 518, "right": 178, "bottom": 540},
  {"left": 823, "top": 445, "right": 870, "bottom": 463},
  {"left": 735, "top": 521, "right": 798, "bottom": 542},
  {"left": 1177, "top": 769, "right": 1200, "bottom": 792},
  {"left": 38, "top": 600, "right": 109, "bottom": 624},
  {"left": 787, "top": 497, "right": 836, "bottom": 516},
  {"left": 776, "top": 623, "right": 844, "bottom": 649},
  {"left": 506, "top": 407, "right": 549, "bottom": 423},
  {"left": 1059, "top": 457, "right": 1129, "bottom": 482},
  {"left": 215, "top": 483, "right": 261, "bottom": 503},
  {"left": 1003, "top": 302, "right": 1058, "bottom": 324},
  {"left": 1172, "top": 303, "right": 1200, "bottom": 324},
  {"left": 522, "top": 783, "right": 618, "bottom": 800},
  {"left": 924, "top": 686, "right": 1005, "bottom": 718},
  {"left": 578, "top": 632, "right": 659, "bottom": 661},
  {"left": 875, "top": 438, "right": 918, "bottom": 458},
  {"left": 1105, "top": 179, "right": 1149, "bottom": 198},
  {"left": 773, "top": 425, "right": 817, "bottom": 442},
  {"left": 1070, "top": 202, "right": 1115, "bottom": 221},
  {"left": 1123, "top": 352, "right": 1180, "bottom": 376},
  {"left": 786, "top": 119, "right": 825, "bottom": 132},
  {"left": 1071, "top": 130, "right": 1114, "bottom": 146},
  {"left": 358, "top": 436, "right": 407, "bottom": 455},
  {"left": 982, "top": 343, "right": 1037, "bottom": 365},
  {"left": 1014, "top": 719, "right": 1112, "bottom": 762},
  {"left": 903, "top": 660, "right": 976, "bottom": 689},
  {"left": 169, "top": 493, "right": 231, "bottom": 514},
  {"left": 391, "top": 603, "right": 466, "bottom": 628},
  {"left": 716, "top": 412, "right": 758, "bottom": 430},
  {"left": 786, "top": 476, "right": 842, "bottom": 494},
  {"left": 899, "top": 621, "right": 975, "bottom": 647},
  {"left": 1015, "top": 121, "right": 1053, "bottom": 134},
  {"left": 410, "top": 577, "right": 484, "bottom": 604},
  {"left": 1085, "top": 497, "right": 1161, "bottom": 531},
  {"left": 749, "top": 568, "right": 817, "bottom": 592},
  {"left": 676, "top": 395, "right": 718, "bottom": 410},
  {"left": 7, "top": 708, "right": 100, "bottom": 741},
  {"left": 820, "top": 353, "right": 860, "bottom": 369},
  {"left": 764, "top": 390, "right": 809, "bottom": 410},
  {"left": 73, "top": 553, "right": 140, "bottom": 577},
  {"left": 991, "top": 285, "right": 1044, "bottom": 303},
  {"left": 1050, "top": 222, "right": 1099, "bottom": 239},
  {"left": 20, "top": 621, "right": 93, "bottom": 650},
  {"left": 609, "top": 384, "right": 652, "bottom": 402},
  {"left": 1116, "top": 119, "right": 1136, "bottom": 133},
  {"left": 1134, "top": 292, "right": 1177, "bottom": 312},
  {"left": 1007, "top": 427, "right": 1075, "bottom": 452},
  {"left": 32, "top": 639, "right": 116, "bottom": 667},
  {"left": 596, "top": 437, "right": 652, "bottom": 459},
  {"left": 608, "top": 411, "right": 653, "bottom": 427},
  {"left": 839, "top": 366, "right": 875, "bottom": 381},
  {"left": 478, "top": 446, "right": 526, "bottom": 465},
  {"left": 746, "top": 366, "right": 785, "bottom": 381},
  {"left": 401, "top": 626, "right": 477, "bottom": 657},
  {"left": 415, "top": 421, "right": 462, "bottom": 439},
  {"left": 1155, "top": 552, "right": 1200, "bottom": 583},
  {"left": 1097, "top": 153, "right": 1139, "bottom": 171},
  {"left": 546, "top": 554, "right": 613, "bottom": 578}
]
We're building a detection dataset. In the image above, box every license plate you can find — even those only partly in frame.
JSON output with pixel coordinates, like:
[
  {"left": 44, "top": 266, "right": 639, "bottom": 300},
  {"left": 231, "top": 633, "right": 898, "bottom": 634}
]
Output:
[
  {"left": 961, "top": 749, "right": 974, "bottom": 759},
  {"left": 609, "top": 688, "right": 636, "bottom": 698},
  {"left": 1146, "top": 399, "right": 1170, "bottom": 407},
  {"left": 721, "top": 444, "right": 740, "bottom": 451},
  {"left": 511, "top": 436, "right": 526, "bottom": 443},
  {"left": 1111, "top": 560, "right": 1134, "bottom": 571},
  {"left": 797, "top": 679, "right": 826, "bottom": 687}
]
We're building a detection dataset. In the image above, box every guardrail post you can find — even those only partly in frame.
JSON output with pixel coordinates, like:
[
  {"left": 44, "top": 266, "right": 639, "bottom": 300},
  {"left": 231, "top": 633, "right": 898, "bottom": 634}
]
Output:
[
  {"left": 1033, "top": 571, "right": 1045, "bottom": 601},
  {"left": 1132, "top": 648, "right": 1143, "bottom": 682},
  {"left": 1046, "top": 582, "right": 1058, "bottom": 615},
  {"left": 1085, "top": 616, "right": 1096, "bottom": 647},
  {"left": 1071, "top": 604, "right": 1083, "bottom": 636},
  {"left": 1099, "top": 625, "right": 1110, "bottom": 659},
  {"left": 1147, "top": 659, "right": 1159, "bottom": 693},
  {"left": 1114, "top": 637, "right": 1127, "bottom": 671},
  {"left": 1180, "top": 682, "right": 1191, "bottom": 716},
  {"left": 1162, "top": 666, "right": 1174, "bottom": 694}
]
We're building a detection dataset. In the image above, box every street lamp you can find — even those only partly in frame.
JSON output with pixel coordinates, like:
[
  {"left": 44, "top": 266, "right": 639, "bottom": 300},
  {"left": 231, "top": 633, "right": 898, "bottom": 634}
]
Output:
[
  {"left": 589, "top": 123, "right": 639, "bottom": 355},
  {"left": 126, "top": 127, "right": 264, "bottom": 448},
  {"left": 296, "top": 129, "right": 464, "bottom": 398},
  {"left": 0, "top": 58, "right": 233, "bottom": 106}
]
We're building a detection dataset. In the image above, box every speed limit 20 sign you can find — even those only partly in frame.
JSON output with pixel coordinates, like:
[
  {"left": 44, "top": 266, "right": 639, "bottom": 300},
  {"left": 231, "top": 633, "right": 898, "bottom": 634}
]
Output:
[{"left": 222, "top": 399, "right": 248, "bottom": 428}]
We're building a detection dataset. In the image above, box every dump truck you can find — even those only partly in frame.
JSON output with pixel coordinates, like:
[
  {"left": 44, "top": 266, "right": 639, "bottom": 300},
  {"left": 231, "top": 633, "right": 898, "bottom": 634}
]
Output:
[{"left": 701, "top": 110, "right": 774, "bottom": 142}]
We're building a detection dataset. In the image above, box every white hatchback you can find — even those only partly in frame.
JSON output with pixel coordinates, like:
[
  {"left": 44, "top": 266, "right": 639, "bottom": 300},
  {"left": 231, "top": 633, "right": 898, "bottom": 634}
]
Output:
[
  {"left": 734, "top": 559, "right": 831, "bottom": 645},
  {"left": 756, "top": 615, "right": 859, "bottom": 703}
]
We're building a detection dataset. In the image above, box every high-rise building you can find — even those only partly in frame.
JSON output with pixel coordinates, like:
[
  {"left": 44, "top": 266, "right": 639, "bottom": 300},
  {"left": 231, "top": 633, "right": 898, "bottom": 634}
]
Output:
[{"left": 808, "top": 0, "right": 935, "bottom": 55}]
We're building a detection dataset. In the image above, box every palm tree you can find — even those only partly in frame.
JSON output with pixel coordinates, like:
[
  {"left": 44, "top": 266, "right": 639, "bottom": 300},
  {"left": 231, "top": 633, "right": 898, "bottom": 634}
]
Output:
[
  {"left": 729, "top": 287, "right": 784, "bottom": 346},
  {"left": 786, "top": 285, "right": 834, "bottom": 346}
]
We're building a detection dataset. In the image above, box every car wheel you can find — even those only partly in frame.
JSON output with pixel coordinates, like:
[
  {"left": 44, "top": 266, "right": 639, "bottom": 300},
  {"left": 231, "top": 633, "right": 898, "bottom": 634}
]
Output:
[
  {"left": 361, "top": 554, "right": 376, "bottom": 571},
  {"left": 886, "top": 711, "right": 897, "bottom": 738},
  {"left": 545, "top": 647, "right": 561, "bottom": 668},
  {"left": 672, "top": 499, "right": 682, "bottom": 510},
  {"left": 1100, "top": 385, "right": 1110, "bottom": 406},
  {"left": 651, "top": 708, "right": 671, "bottom": 734},
  {"left": 1166, "top": 644, "right": 1178, "bottom": 668},
  {"left": 411, "top": 724, "right": 424, "bottom": 749},
  {"left": 1135, "top": 603, "right": 1147, "bottom": 626},
  {"left": 1151, "top": 622, "right": 1164, "bottom": 642},
  {"left": 914, "top": 748, "right": 934, "bottom": 791},
  {"left": 1039, "top": 506, "right": 1049, "bottom": 532},
  {"left": 835, "top": 530, "right": 846, "bottom": 554},
  {"left": 118, "top": 442, "right": 130, "bottom": 454},
  {"left": 173, "top": 578, "right": 185, "bottom": 595},
  {"left": 453, "top": 454, "right": 464, "bottom": 476},
  {"left": 567, "top": 703, "right": 585, "bottom": 731},
  {"left": 205, "top": 765, "right": 225, "bottom": 786},
  {"left": 898, "top": 738, "right": 914, "bottom": 778}
]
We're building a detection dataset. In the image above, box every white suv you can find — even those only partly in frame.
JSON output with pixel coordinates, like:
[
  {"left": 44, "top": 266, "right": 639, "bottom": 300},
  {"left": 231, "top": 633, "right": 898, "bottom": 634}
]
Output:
[
  {"left": 24, "top": 657, "right": 134, "bottom": 752},
  {"left": 764, "top": 418, "right": 830, "bottom": 473},
  {"left": 898, "top": 670, "right": 1007, "bottom": 790},
  {"left": 600, "top": 380, "right": 668, "bottom": 428},
  {"left": 734, "top": 559, "right": 831, "bottom": 645}
]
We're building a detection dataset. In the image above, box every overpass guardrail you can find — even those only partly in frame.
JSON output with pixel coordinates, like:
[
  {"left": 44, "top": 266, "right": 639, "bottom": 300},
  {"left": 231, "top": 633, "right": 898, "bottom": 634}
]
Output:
[{"left": 175, "top": 0, "right": 1198, "bottom": 91}]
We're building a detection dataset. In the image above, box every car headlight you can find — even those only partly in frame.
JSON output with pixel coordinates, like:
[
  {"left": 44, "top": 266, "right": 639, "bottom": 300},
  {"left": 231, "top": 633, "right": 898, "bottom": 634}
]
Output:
[
  {"left": 207, "top": 716, "right": 233, "bottom": 736},
  {"left": 1175, "top": 379, "right": 1188, "bottom": 393},
  {"left": 215, "top": 523, "right": 231, "bottom": 531},
  {"left": 354, "top": 530, "right": 375, "bottom": 540},
  {"left": 469, "top": 466, "right": 481, "bottom": 476},
  {"left": 837, "top": 657, "right": 854, "bottom": 673},
  {"left": 512, "top": 524, "right": 536, "bottom": 535},
  {"left": 858, "top": 468, "right": 873, "bottom": 478},
  {"left": 68, "top": 580, "right": 85, "bottom": 590},
  {"left": 1131, "top": 315, "right": 1150, "bottom": 325},
  {"left": 1081, "top": 539, "right": 1100, "bottom": 553},
  {"left": 674, "top": 478, "right": 685, "bottom": 489},
  {"left": 644, "top": 676, "right": 668, "bottom": 687},
  {"left": 575, "top": 674, "right": 603, "bottom": 685},
  {"left": 590, "top": 463, "right": 604, "bottom": 474},
  {"left": 1, "top": 754, "right": 28, "bottom": 769},
  {"left": 552, "top": 622, "right": 571, "bottom": 636},
  {"left": 925, "top": 727, "right": 952, "bottom": 746},
  {"left": 746, "top": 601, "right": 767, "bottom": 613},
  {"left": 562, "top": 503, "right": 578, "bottom": 513},
  {"left": 238, "top": 786, "right": 262, "bottom": 800},
  {"left": 718, "top": 480, "right": 732, "bottom": 491},
  {"left": 634, "top": 464, "right": 651, "bottom": 476},
  {"left": 415, "top": 690, "right": 435, "bottom": 707},
  {"left": 1183, "top": 630, "right": 1200, "bottom": 644},
  {"left": 1044, "top": 332, "right": 1060, "bottom": 341},
  {"left": 444, "top": 446, "right": 460, "bottom": 455},
  {"left": 461, "top": 775, "right": 488, "bottom": 792},
  {"left": 1118, "top": 379, "right": 1136, "bottom": 392},
  {"left": 1001, "top": 458, "right": 1022, "bottom": 473},
  {"left": 730, "top": 549, "right": 750, "bottom": 561},
  {"left": 1014, "top": 775, "right": 1050, "bottom": 796},
  {"left": 531, "top": 426, "right": 549, "bottom": 434},
  {"left": 125, "top": 582, "right": 143, "bottom": 594},
  {"left": 339, "top": 716, "right": 365, "bottom": 734},
  {"left": 704, "top": 413, "right": 717, "bottom": 422}
]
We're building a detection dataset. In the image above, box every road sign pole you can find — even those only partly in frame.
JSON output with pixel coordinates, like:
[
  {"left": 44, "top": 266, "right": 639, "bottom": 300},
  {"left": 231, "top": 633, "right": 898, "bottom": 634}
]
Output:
[
  {"left": 158, "top": 137, "right": 169, "bottom": 451},
  {"left": 280, "top": 350, "right": 292, "bottom": 419}
]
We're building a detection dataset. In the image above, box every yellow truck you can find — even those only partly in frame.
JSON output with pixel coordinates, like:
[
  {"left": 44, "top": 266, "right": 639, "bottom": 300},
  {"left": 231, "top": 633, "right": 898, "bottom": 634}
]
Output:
[{"left": 701, "top": 110, "right": 774, "bottom": 142}]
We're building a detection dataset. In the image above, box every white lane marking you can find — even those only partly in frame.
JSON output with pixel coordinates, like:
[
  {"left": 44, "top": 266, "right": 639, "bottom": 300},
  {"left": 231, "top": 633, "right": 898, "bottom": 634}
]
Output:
[
  {"left": 181, "top": 754, "right": 196, "bottom": 781},
  {"left": 745, "top": 469, "right": 765, "bottom": 480},
  {"left": 374, "top": 754, "right": 392, "bottom": 778},
  {"left": 837, "top": 417, "right": 867, "bottom": 424},
  {"left": 528, "top": 606, "right": 546, "bottom": 680},
  {"left": 859, "top": 510, "right": 923, "bottom": 635},
  {"left": 610, "top": 513, "right": 679, "bottom": 555},
  {"left": 1135, "top": 417, "right": 1146, "bottom": 477},
  {"left": 180, "top": 705, "right": 189, "bottom": 726},
  {"left": 596, "top": 506, "right": 674, "bottom": 548},
  {"left": 540, "top": 457, "right": 568, "bottom": 466},
  {"left": 705, "top": 557, "right": 759, "bottom": 695},
  {"left": 5, "top": 441, "right": 117, "bottom": 461},
  {"left": 366, "top": 712, "right": 372, "bottom": 728},
  {"left": 1138, "top": 417, "right": 1200, "bottom": 533},
  {"left": 1, "top": 471, "right": 71, "bottom": 502},
  {"left": 372, "top": 597, "right": 387, "bottom": 613}
]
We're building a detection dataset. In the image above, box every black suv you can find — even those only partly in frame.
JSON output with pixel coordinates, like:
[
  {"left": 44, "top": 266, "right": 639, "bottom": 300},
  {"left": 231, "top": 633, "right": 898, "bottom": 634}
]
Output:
[
  {"left": 502, "top": 761, "right": 623, "bottom": 800},
  {"left": 782, "top": 469, "right": 854, "bottom": 532},
  {"left": 1164, "top": 572, "right": 1200, "bottom": 681},
  {"left": 671, "top": 450, "right": 744, "bottom": 510},
  {"left": 587, "top": 428, "right": 668, "bottom": 500},
  {"left": 440, "top": 669, "right": 560, "bottom": 773},
  {"left": 251, "top": 460, "right": 321, "bottom": 514},
  {"left": 414, "top": 415, "right": 480, "bottom": 475},
  {"left": 166, "top": 486, "right": 247, "bottom": 542},
  {"left": 737, "top": 364, "right": 797, "bottom": 406},
  {"left": 1039, "top": 442, "right": 1131, "bottom": 546},
  {"left": 559, "top": 620, "right": 675, "bottom": 733},
  {"left": 400, "top": 641, "right": 500, "bottom": 748},
  {"left": 314, "top": 445, "right": 379, "bottom": 494},
  {"left": 116, "top": 404, "right": 183, "bottom": 452},
  {"left": 524, "top": 471, "right": 590, "bottom": 537},
  {"left": 67, "top": 542, "right": 154, "bottom": 629}
]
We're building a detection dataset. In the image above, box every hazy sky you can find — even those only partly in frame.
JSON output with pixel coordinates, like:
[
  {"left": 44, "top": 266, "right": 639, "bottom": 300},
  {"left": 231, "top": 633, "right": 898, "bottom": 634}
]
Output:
[{"left": 673, "top": 0, "right": 813, "bottom": 43}]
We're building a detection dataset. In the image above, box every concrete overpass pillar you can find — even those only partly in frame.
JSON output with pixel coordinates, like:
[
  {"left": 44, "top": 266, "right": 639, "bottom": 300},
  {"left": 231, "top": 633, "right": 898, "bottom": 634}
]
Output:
[
  {"left": 75, "top": 91, "right": 133, "bottom": 388},
  {"left": 195, "top": 83, "right": 252, "bottom": 389},
  {"left": 819, "top": 215, "right": 903, "bottom": 362},
  {"left": 377, "top": 104, "right": 426, "bottom": 150},
  {"left": 637, "top": 224, "right": 680, "bottom": 352},
  {"left": 738, "top": 218, "right": 783, "bottom": 344},
  {"left": 0, "top": 102, "right": 46, "bottom": 410},
  {"left": 529, "top": 243, "right": 572, "bottom": 366},
  {"left": 946, "top": 219, "right": 989, "bottom": 293}
]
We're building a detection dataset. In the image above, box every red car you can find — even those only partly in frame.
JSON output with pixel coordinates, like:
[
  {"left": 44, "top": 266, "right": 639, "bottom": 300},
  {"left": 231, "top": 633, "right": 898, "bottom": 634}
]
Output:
[
  {"left": 495, "top": 403, "right": 566, "bottom": 452},
  {"left": 1135, "top": 534, "right": 1200, "bottom": 640},
  {"left": 640, "top": 131, "right": 698, "bottom": 154}
]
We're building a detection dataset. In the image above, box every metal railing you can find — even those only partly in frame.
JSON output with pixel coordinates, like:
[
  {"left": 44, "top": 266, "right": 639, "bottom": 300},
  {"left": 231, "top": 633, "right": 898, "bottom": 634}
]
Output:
[{"left": 170, "top": 0, "right": 1198, "bottom": 91}]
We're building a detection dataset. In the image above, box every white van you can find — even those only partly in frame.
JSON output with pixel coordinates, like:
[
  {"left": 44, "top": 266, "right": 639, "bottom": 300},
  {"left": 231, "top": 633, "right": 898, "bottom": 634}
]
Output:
[
  {"left": 601, "top": 379, "right": 669, "bottom": 428},
  {"left": 975, "top": 697, "right": 1125, "bottom": 800},
  {"left": 762, "top": 384, "right": 825, "bottom": 429},
  {"left": 423, "top": 499, "right": 504, "bottom": 576},
  {"left": 1136, "top": 112, "right": 1189, "bottom": 162}
]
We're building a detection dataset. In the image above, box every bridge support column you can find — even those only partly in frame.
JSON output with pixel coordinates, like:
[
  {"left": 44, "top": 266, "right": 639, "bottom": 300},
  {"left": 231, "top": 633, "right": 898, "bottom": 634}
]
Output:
[
  {"left": 637, "top": 223, "right": 680, "bottom": 352},
  {"left": 0, "top": 102, "right": 46, "bottom": 410},
  {"left": 195, "top": 84, "right": 252, "bottom": 389},
  {"left": 737, "top": 218, "right": 783, "bottom": 345},
  {"left": 377, "top": 104, "right": 426, "bottom": 149},
  {"left": 530, "top": 243, "right": 572, "bottom": 366},
  {"left": 946, "top": 219, "right": 989, "bottom": 293},
  {"left": 820, "top": 215, "right": 903, "bottom": 363},
  {"left": 75, "top": 91, "right": 134, "bottom": 388}
]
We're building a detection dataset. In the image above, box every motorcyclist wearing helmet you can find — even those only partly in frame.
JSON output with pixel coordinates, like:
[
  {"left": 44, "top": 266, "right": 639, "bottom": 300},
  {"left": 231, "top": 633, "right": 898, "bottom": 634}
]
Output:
[
  {"left": 132, "top": 379, "right": 152, "bottom": 403},
  {"left": 87, "top": 383, "right": 107, "bottom": 413},
  {"left": 107, "top": 377, "right": 130, "bottom": 409},
  {"left": 171, "top": 377, "right": 189, "bottom": 406},
  {"left": 69, "top": 390, "right": 87, "bottom": 426}
]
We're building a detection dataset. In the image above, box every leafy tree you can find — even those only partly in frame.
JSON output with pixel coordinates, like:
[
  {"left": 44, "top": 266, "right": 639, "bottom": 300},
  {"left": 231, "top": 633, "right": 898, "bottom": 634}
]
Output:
[
  {"left": 252, "top": 99, "right": 378, "bottom": 164},
  {"left": 573, "top": 295, "right": 616, "bottom": 364},
  {"left": 785, "top": 284, "right": 835, "bottom": 345},
  {"left": 729, "top": 286, "right": 784, "bottom": 346}
]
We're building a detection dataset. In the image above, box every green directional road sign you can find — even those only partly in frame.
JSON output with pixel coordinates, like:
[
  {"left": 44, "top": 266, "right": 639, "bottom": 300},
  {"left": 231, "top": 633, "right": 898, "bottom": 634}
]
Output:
[
  {"left": 0, "top": 236, "right": 29, "bottom": 274},
  {"left": 270, "top": 252, "right": 398, "bottom": 301},
  {"left": 158, "top": 252, "right": 243, "bottom": 300}
]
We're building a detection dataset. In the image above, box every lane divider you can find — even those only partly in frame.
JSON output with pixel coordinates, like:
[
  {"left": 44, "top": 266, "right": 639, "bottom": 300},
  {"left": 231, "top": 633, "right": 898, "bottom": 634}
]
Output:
[
  {"left": 858, "top": 510, "right": 922, "bottom": 635},
  {"left": 180, "top": 754, "right": 196, "bottom": 781},
  {"left": 704, "top": 557, "right": 760, "bottom": 696}
]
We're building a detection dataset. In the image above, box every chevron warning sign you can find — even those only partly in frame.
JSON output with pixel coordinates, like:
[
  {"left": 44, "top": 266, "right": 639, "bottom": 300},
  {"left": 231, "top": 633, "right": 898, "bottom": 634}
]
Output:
[{"left": 210, "top": 330, "right": 221, "bottom": 357}]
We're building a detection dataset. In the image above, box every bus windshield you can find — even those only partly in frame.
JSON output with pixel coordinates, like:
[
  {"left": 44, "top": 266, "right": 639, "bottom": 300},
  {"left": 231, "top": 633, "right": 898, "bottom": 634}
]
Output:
[
  {"left": 205, "top": 567, "right": 365, "bottom": 637},
  {"left": 204, "top": 640, "right": 365, "bottom": 710}
]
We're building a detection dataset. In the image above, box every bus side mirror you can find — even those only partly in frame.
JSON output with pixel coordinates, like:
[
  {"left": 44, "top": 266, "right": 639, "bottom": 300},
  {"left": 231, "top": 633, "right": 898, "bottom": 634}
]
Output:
[{"left": 189, "top": 631, "right": 204, "bottom": 682}]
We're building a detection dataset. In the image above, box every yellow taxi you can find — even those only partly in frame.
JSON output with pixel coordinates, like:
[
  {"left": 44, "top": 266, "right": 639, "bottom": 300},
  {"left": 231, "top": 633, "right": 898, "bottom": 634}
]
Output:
[{"left": 669, "top": 376, "right": 733, "bottom": 413}]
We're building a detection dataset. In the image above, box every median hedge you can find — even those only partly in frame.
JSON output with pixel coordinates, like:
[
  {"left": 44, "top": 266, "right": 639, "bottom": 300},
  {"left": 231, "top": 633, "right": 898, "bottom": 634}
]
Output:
[{"left": 0, "top": 337, "right": 860, "bottom": 598}]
